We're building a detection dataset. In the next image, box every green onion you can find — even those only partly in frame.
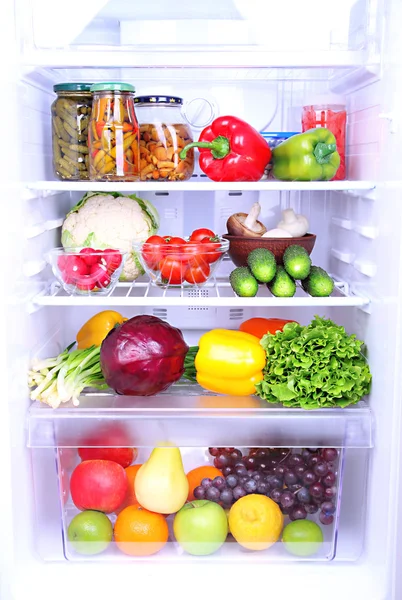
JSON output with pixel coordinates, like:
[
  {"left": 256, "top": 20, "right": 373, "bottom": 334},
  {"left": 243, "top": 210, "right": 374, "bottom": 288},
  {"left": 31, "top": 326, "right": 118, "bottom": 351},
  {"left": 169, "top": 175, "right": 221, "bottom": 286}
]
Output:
[{"left": 28, "top": 344, "right": 107, "bottom": 408}]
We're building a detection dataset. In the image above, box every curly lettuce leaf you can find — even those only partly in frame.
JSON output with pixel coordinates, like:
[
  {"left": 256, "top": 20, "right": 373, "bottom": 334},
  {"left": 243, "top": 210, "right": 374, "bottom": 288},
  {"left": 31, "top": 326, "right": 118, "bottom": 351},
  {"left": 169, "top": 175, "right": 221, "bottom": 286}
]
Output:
[{"left": 255, "top": 316, "right": 372, "bottom": 410}]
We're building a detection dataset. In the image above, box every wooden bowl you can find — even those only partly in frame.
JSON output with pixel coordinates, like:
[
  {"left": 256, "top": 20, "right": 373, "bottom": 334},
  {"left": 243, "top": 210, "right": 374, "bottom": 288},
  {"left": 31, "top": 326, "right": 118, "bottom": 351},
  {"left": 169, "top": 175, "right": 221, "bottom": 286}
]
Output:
[{"left": 222, "top": 233, "right": 316, "bottom": 267}]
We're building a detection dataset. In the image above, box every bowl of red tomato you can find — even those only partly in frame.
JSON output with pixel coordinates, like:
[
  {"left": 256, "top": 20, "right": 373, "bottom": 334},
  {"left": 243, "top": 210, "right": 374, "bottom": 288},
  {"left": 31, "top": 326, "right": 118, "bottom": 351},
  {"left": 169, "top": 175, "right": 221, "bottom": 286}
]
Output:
[
  {"left": 135, "top": 228, "right": 229, "bottom": 287},
  {"left": 47, "top": 247, "right": 127, "bottom": 295}
]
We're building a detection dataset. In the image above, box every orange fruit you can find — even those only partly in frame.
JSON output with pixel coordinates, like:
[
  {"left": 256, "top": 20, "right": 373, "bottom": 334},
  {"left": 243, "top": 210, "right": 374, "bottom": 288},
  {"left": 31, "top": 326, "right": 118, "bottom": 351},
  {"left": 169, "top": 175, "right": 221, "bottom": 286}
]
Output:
[
  {"left": 229, "top": 494, "right": 284, "bottom": 551},
  {"left": 114, "top": 504, "right": 169, "bottom": 556},
  {"left": 115, "top": 464, "right": 142, "bottom": 513},
  {"left": 186, "top": 465, "right": 223, "bottom": 501}
]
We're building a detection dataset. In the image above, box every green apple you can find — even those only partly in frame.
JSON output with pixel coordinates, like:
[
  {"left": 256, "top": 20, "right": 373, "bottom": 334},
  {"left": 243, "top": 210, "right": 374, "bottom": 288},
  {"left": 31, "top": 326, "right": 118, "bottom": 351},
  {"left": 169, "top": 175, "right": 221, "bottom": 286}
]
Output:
[
  {"left": 173, "top": 500, "right": 228, "bottom": 556},
  {"left": 67, "top": 510, "right": 113, "bottom": 555},
  {"left": 282, "top": 519, "right": 324, "bottom": 557}
]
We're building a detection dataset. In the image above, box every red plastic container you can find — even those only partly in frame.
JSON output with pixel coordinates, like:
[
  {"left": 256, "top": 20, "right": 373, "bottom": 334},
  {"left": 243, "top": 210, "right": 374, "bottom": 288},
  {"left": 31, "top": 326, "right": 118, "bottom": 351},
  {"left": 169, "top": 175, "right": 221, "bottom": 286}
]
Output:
[{"left": 302, "top": 105, "right": 346, "bottom": 181}]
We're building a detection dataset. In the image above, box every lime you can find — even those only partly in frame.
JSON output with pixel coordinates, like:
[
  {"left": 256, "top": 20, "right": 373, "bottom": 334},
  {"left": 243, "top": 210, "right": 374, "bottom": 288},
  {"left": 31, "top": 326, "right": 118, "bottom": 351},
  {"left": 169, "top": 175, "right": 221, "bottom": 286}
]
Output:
[
  {"left": 282, "top": 519, "right": 323, "bottom": 557},
  {"left": 67, "top": 510, "right": 113, "bottom": 555}
]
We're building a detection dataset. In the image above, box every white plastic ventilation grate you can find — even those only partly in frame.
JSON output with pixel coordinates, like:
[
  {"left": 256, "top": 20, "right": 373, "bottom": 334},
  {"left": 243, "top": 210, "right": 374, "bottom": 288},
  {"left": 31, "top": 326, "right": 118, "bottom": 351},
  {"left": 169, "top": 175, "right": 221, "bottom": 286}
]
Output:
[{"left": 33, "top": 276, "right": 370, "bottom": 308}]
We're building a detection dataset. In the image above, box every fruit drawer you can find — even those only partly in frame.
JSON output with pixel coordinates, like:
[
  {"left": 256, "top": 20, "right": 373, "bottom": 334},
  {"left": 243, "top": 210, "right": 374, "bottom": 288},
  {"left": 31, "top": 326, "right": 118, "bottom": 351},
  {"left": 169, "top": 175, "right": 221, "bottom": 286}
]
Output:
[{"left": 27, "top": 389, "right": 372, "bottom": 563}]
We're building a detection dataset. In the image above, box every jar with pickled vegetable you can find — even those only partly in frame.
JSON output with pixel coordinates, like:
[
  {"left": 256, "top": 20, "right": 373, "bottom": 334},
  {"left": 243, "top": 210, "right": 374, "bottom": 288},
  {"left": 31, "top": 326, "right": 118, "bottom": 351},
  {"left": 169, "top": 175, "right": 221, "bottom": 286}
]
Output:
[
  {"left": 302, "top": 104, "right": 347, "bottom": 180},
  {"left": 51, "top": 83, "right": 93, "bottom": 180},
  {"left": 134, "top": 95, "right": 194, "bottom": 181},
  {"left": 88, "top": 83, "right": 139, "bottom": 181}
]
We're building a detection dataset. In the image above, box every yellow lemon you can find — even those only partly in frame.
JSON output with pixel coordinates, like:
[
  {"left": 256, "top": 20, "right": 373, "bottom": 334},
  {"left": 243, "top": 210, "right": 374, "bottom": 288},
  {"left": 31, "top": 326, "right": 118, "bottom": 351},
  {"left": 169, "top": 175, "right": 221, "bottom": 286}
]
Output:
[{"left": 229, "top": 494, "right": 284, "bottom": 551}]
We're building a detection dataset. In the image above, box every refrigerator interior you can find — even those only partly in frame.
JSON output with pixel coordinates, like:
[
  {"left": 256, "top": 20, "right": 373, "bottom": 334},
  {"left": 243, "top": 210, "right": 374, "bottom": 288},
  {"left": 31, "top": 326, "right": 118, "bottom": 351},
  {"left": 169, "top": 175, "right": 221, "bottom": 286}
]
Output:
[{"left": 3, "top": 0, "right": 402, "bottom": 598}]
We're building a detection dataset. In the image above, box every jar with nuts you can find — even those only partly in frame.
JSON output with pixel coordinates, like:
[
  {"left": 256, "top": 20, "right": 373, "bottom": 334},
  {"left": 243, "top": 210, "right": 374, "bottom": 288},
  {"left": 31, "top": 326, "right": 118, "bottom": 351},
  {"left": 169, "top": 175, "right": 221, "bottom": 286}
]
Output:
[{"left": 134, "top": 95, "right": 194, "bottom": 181}]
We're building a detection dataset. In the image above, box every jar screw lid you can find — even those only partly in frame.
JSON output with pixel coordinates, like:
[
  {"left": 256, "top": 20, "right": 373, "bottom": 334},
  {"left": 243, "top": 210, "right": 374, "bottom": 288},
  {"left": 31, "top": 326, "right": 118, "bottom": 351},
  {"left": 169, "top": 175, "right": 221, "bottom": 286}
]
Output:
[
  {"left": 53, "top": 83, "right": 93, "bottom": 92},
  {"left": 90, "top": 82, "right": 136, "bottom": 93}
]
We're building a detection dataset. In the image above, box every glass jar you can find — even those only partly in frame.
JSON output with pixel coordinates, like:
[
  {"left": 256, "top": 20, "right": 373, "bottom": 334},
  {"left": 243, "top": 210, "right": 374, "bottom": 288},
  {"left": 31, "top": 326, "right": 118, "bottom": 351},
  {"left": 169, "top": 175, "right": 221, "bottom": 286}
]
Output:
[
  {"left": 88, "top": 83, "right": 139, "bottom": 181},
  {"left": 51, "top": 83, "right": 93, "bottom": 180},
  {"left": 134, "top": 95, "right": 194, "bottom": 181},
  {"left": 302, "top": 105, "right": 347, "bottom": 181}
]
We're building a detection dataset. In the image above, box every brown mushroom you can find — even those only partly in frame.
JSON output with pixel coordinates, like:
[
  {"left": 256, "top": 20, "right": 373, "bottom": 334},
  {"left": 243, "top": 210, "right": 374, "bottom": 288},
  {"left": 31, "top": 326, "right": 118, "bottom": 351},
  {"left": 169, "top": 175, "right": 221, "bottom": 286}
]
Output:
[{"left": 226, "top": 202, "right": 267, "bottom": 237}]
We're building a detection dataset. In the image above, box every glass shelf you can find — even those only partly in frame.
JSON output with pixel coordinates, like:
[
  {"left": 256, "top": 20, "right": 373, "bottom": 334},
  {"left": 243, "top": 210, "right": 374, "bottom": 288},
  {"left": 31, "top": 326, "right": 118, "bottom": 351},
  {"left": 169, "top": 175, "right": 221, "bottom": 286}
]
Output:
[
  {"left": 27, "top": 180, "right": 376, "bottom": 193},
  {"left": 27, "top": 384, "right": 373, "bottom": 449}
]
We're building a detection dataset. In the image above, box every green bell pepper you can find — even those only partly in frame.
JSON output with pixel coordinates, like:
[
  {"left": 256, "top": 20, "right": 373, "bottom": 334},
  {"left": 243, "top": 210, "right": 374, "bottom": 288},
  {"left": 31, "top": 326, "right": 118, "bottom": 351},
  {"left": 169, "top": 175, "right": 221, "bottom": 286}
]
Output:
[{"left": 272, "top": 128, "right": 341, "bottom": 181}]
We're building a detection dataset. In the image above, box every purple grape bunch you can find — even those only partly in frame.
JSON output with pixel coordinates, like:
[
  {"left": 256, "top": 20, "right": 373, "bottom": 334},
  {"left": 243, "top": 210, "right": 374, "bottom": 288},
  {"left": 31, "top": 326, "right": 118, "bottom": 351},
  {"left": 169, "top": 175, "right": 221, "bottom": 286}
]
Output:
[{"left": 195, "top": 446, "right": 339, "bottom": 525}]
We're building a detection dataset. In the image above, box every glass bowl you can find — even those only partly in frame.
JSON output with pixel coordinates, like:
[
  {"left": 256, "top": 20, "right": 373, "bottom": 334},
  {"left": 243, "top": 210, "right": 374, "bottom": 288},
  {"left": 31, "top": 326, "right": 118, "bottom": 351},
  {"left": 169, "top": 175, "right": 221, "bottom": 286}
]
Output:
[
  {"left": 134, "top": 237, "right": 229, "bottom": 288},
  {"left": 46, "top": 247, "right": 127, "bottom": 296}
]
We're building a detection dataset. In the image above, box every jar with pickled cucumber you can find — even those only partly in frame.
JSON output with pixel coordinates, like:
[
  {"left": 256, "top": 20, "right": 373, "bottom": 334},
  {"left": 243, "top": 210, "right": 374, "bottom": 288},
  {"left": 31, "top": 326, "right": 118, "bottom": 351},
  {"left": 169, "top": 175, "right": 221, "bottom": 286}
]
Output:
[
  {"left": 134, "top": 95, "right": 194, "bottom": 181},
  {"left": 51, "top": 83, "right": 93, "bottom": 180},
  {"left": 88, "top": 83, "right": 139, "bottom": 181}
]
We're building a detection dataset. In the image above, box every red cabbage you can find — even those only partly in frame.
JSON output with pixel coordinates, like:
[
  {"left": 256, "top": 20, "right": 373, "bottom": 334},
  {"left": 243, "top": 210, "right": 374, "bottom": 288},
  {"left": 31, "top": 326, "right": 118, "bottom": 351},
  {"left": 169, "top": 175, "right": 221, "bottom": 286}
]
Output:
[{"left": 100, "top": 315, "right": 189, "bottom": 396}]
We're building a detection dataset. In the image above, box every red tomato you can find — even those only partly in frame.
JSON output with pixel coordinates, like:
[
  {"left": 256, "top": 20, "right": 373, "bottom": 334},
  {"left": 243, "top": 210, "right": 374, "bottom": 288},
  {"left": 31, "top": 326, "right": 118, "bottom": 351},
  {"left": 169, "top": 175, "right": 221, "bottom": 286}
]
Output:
[
  {"left": 145, "top": 235, "right": 167, "bottom": 245},
  {"left": 168, "top": 237, "right": 186, "bottom": 245},
  {"left": 159, "top": 256, "right": 187, "bottom": 284},
  {"left": 189, "top": 228, "right": 215, "bottom": 242},
  {"left": 142, "top": 235, "right": 168, "bottom": 270},
  {"left": 102, "top": 249, "right": 122, "bottom": 272},
  {"left": 180, "top": 242, "right": 201, "bottom": 263},
  {"left": 200, "top": 238, "right": 222, "bottom": 263},
  {"left": 165, "top": 237, "right": 188, "bottom": 261},
  {"left": 185, "top": 256, "right": 211, "bottom": 284}
]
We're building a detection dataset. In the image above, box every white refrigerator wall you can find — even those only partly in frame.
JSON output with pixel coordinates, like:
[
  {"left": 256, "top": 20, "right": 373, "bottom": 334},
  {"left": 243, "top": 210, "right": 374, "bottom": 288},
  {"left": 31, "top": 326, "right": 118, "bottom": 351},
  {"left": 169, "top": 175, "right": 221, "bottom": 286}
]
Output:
[{"left": 2, "top": 0, "right": 402, "bottom": 598}]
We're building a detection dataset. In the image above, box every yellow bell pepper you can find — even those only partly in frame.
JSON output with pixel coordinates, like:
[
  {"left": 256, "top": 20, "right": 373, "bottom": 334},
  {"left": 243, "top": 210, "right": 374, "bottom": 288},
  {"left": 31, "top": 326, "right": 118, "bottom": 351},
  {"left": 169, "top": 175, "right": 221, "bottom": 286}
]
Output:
[
  {"left": 76, "top": 310, "right": 126, "bottom": 349},
  {"left": 195, "top": 329, "right": 266, "bottom": 396}
]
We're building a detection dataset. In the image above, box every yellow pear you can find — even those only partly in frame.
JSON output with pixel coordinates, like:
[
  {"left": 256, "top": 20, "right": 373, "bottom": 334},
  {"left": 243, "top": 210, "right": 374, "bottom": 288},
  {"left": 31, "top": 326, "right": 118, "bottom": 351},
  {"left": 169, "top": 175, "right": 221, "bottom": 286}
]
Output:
[{"left": 135, "top": 447, "right": 189, "bottom": 514}]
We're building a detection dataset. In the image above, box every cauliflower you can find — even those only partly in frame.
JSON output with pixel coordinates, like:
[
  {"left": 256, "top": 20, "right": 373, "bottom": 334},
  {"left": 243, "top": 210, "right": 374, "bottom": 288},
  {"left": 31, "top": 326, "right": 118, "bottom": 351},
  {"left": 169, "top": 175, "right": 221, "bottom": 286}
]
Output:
[{"left": 61, "top": 192, "right": 159, "bottom": 281}]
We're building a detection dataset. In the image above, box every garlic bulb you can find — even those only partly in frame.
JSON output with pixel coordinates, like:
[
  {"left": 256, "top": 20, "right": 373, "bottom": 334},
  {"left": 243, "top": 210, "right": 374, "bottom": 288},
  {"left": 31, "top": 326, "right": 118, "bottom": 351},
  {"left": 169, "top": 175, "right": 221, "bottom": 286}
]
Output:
[{"left": 277, "top": 208, "right": 309, "bottom": 237}]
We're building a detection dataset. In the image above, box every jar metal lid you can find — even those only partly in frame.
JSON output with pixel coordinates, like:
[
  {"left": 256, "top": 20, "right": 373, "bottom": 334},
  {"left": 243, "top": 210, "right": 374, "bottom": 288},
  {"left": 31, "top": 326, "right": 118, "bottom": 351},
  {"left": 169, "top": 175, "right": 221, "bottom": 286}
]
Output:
[
  {"left": 90, "top": 82, "right": 136, "bottom": 93},
  {"left": 53, "top": 83, "right": 93, "bottom": 92},
  {"left": 134, "top": 95, "right": 183, "bottom": 105}
]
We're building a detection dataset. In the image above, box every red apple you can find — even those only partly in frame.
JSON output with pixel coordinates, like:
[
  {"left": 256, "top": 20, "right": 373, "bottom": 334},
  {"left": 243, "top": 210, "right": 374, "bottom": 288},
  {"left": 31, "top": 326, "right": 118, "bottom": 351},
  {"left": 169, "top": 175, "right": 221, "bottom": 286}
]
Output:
[
  {"left": 78, "top": 447, "right": 137, "bottom": 468},
  {"left": 70, "top": 460, "right": 128, "bottom": 513}
]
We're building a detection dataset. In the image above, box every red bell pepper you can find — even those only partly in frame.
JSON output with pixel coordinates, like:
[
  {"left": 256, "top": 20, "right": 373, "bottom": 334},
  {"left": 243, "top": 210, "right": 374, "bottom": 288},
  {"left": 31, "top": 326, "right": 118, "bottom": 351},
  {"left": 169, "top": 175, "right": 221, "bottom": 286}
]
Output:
[{"left": 180, "top": 116, "right": 272, "bottom": 182}]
